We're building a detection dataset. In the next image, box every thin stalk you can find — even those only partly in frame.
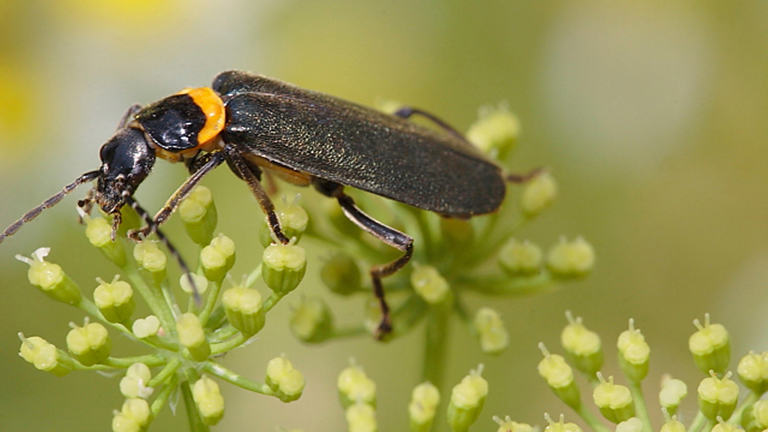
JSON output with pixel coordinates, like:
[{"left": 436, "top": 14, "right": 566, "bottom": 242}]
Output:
[
  {"left": 203, "top": 362, "right": 275, "bottom": 396},
  {"left": 423, "top": 303, "right": 450, "bottom": 387},
  {"left": 629, "top": 382, "right": 653, "bottom": 432},
  {"left": 181, "top": 370, "right": 209, "bottom": 432},
  {"left": 211, "top": 333, "right": 246, "bottom": 355},
  {"left": 199, "top": 280, "right": 222, "bottom": 326},
  {"left": 148, "top": 358, "right": 182, "bottom": 387},
  {"left": 151, "top": 379, "right": 177, "bottom": 417},
  {"left": 103, "top": 354, "right": 166, "bottom": 368},
  {"left": 689, "top": 412, "right": 707, "bottom": 432},
  {"left": 455, "top": 271, "right": 554, "bottom": 296},
  {"left": 729, "top": 391, "right": 760, "bottom": 425},
  {"left": 574, "top": 404, "right": 611, "bottom": 432}
]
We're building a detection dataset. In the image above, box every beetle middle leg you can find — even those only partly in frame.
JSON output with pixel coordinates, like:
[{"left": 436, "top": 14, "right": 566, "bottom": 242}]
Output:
[{"left": 314, "top": 179, "right": 414, "bottom": 339}]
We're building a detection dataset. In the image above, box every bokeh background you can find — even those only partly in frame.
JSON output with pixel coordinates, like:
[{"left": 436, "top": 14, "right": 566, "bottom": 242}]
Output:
[{"left": 1, "top": 1, "right": 766, "bottom": 431}]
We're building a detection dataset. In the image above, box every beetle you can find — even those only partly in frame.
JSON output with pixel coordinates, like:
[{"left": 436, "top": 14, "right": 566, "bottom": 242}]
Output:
[{"left": 0, "top": 70, "right": 537, "bottom": 338}]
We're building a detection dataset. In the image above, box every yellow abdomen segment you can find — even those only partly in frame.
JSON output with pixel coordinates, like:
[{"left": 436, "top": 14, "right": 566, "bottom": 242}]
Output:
[{"left": 178, "top": 87, "right": 225, "bottom": 146}]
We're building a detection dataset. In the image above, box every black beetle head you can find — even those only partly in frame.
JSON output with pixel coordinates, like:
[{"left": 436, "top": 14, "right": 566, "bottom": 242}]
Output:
[{"left": 96, "top": 127, "right": 156, "bottom": 214}]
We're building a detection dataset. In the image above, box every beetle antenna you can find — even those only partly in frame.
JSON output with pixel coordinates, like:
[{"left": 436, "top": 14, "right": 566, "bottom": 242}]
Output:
[
  {"left": 0, "top": 170, "right": 100, "bottom": 245},
  {"left": 125, "top": 196, "right": 201, "bottom": 304},
  {"left": 505, "top": 167, "right": 544, "bottom": 183}
]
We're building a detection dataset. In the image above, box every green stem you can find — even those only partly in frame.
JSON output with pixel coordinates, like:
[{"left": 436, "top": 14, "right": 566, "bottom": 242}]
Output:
[
  {"left": 181, "top": 370, "right": 209, "bottom": 432},
  {"left": 729, "top": 391, "right": 760, "bottom": 425},
  {"left": 574, "top": 404, "right": 611, "bottom": 432},
  {"left": 199, "top": 280, "right": 222, "bottom": 326},
  {"left": 123, "top": 262, "right": 177, "bottom": 338},
  {"left": 629, "top": 382, "right": 652, "bottom": 432},
  {"left": 689, "top": 412, "right": 707, "bottom": 432},
  {"left": 244, "top": 264, "right": 262, "bottom": 288},
  {"left": 423, "top": 303, "right": 450, "bottom": 387},
  {"left": 210, "top": 333, "right": 246, "bottom": 354},
  {"left": 328, "top": 325, "right": 368, "bottom": 339},
  {"left": 77, "top": 298, "right": 163, "bottom": 349},
  {"left": 104, "top": 354, "right": 166, "bottom": 368},
  {"left": 151, "top": 379, "right": 177, "bottom": 417},
  {"left": 456, "top": 271, "right": 554, "bottom": 296},
  {"left": 148, "top": 358, "right": 182, "bottom": 387},
  {"left": 203, "top": 362, "right": 275, "bottom": 396}
]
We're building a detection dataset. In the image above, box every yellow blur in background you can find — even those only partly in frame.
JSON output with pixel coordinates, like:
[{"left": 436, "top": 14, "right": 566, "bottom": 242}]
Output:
[{"left": 0, "top": 1, "right": 766, "bottom": 431}]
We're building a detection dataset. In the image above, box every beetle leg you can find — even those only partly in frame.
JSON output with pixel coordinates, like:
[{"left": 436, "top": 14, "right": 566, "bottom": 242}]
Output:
[
  {"left": 116, "top": 104, "right": 143, "bottom": 130},
  {"left": 223, "top": 144, "right": 289, "bottom": 244},
  {"left": 129, "top": 151, "right": 225, "bottom": 240},
  {"left": 393, "top": 106, "right": 468, "bottom": 142},
  {"left": 315, "top": 180, "right": 413, "bottom": 338},
  {"left": 505, "top": 167, "right": 544, "bottom": 184}
]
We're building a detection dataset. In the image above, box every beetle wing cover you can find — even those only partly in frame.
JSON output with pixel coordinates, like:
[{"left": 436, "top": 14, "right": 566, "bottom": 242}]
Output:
[{"left": 221, "top": 81, "right": 505, "bottom": 217}]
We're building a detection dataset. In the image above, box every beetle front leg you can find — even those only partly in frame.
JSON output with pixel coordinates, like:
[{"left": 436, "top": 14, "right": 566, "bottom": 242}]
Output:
[{"left": 116, "top": 104, "right": 143, "bottom": 130}]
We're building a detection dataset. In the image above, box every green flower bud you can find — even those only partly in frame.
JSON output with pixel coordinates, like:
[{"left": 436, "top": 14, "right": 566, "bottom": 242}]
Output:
[
  {"left": 66, "top": 321, "right": 111, "bottom": 366},
  {"left": 697, "top": 371, "right": 739, "bottom": 421},
  {"left": 177, "top": 313, "right": 210, "bottom": 361},
  {"left": 689, "top": 314, "right": 730, "bottom": 375},
  {"left": 617, "top": 319, "right": 650, "bottom": 383},
  {"left": 447, "top": 365, "right": 488, "bottom": 432},
  {"left": 133, "top": 241, "right": 166, "bottom": 281},
  {"left": 93, "top": 277, "right": 135, "bottom": 325},
  {"left": 179, "top": 273, "right": 209, "bottom": 296},
  {"left": 111, "top": 412, "right": 142, "bottom": 432},
  {"left": 290, "top": 297, "right": 333, "bottom": 343},
  {"left": 119, "top": 363, "right": 153, "bottom": 399},
  {"left": 543, "top": 413, "right": 582, "bottom": 432},
  {"left": 409, "top": 382, "right": 440, "bottom": 432},
  {"left": 320, "top": 253, "right": 361, "bottom": 296},
  {"left": 466, "top": 105, "right": 520, "bottom": 159},
  {"left": 18, "top": 334, "right": 71, "bottom": 376},
  {"left": 493, "top": 416, "right": 534, "bottom": 432},
  {"left": 192, "top": 376, "right": 224, "bottom": 425},
  {"left": 615, "top": 418, "right": 643, "bottom": 432},
  {"left": 200, "top": 234, "right": 235, "bottom": 282},
  {"left": 346, "top": 402, "right": 378, "bottom": 432},
  {"left": 499, "top": 239, "right": 543, "bottom": 275},
  {"left": 84, "top": 215, "right": 126, "bottom": 266},
  {"left": 132, "top": 315, "right": 160, "bottom": 339},
  {"left": 114, "top": 204, "right": 141, "bottom": 237},
  {"left": 659, "top": 418, "right": 686, "bottom": 432},
  {"left": 736, "top": 351, "right": 768, "bottom": 394},
  {"left": 440, "top": 218, "right": 474, "bottom": 248},
  {"left": 521, "top": 172, "right": 557, "bottom": 217},
  {"left": 742, "top": 400, "right": 768, "bottom": 432},
  {"left": 659, "top": 375, "right": 687, "bottom": 416},
  {"left": 17, "top": 247, "right": 81, "bottom": 305},
  {"left": 593, "top": 373, "right": 635, "bottom": 423},
  {"left": 179, "top": 185, "right": 218, "bottom": 245},
  {"left": 338, "top": 364, "right": 376, "bottom": 408},
  {"left": 222, "top": 285, "right": 265, "bottom": 336},
  {"left": 537, "top": 344, "right": 580, "bottom": 409},
  {"left": 266, "top": 356, "right": 305, "bottom": 402},
  {"left": 711, "top": 421, "right": 743, "bottom": 432},
  {"left": 410, "top": 264, "right": 450, "bottom": 304},
  {"left": 473, "top": 307, "right": 509, "bottom": 355},
  {"left": 121, "top": 398, "right": 151, "bottom": 428},
  {"left": 546, "top": 237, "right": 595, "bottom": 278},
  {"left": 262, "top": 243, "right": 306, "bottom": 296},
  {"left": 260, "top": 198, "right": 309, "bottom": 246},
  {"left": 560, "top": 311, "right": 603, "bottom": 377}
]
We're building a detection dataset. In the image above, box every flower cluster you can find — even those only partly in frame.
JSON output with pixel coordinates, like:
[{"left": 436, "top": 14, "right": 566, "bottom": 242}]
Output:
[
  {"left": 16, "top": 184, "right": 307, "bottom": 432},
  {"left": 523, "top": 312, "right": 768, "bottom": 432}
]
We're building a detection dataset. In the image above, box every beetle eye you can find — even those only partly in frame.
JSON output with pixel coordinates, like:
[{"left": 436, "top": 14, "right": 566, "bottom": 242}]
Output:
[{"left": 99, "top": 140, "right": 118, "bottom": 163}]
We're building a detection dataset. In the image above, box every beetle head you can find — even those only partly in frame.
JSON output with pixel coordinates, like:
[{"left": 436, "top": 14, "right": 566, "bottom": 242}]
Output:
[{"left": 96, "top": 127, "right": 156, "bottom": 214}]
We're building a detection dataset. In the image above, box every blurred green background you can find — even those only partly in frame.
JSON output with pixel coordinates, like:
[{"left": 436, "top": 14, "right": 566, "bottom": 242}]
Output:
[{"left": 1, "top": 1, "right": 767, "bottom": 431}]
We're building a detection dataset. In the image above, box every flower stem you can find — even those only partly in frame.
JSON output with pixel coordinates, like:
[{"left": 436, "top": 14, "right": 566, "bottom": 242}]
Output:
[
  {"left": 151, "top": 379, "right": 177, "bottom": 417},
  {"left": 181, "top": 371, "right": 209, "bottom": 432},
  {"left": 629, "top": 381, "right": 653, "bottom": 432},
  {"left": 103, "top": 354, "right": 165, "bottom": 368},
  {"left": 199, "top": 280, "right": 222, "bottom": 326},
  {"left": 423, "top": 303, "right": 450, "bottom": 387},
  {"left": 574, "top": 404, "right": 611, "bottom": 432},
  {"left": 689, "top": 412, "right": 707, "bottom": 432},
  {"left": 729, "top": 390, "right": 760, "bottom": 425},
  {"left": 203, "top": 362, "right": 275, "bottom": 396},
  {"left": 149, "top": 358, "right": 181, "bottom": 387}
]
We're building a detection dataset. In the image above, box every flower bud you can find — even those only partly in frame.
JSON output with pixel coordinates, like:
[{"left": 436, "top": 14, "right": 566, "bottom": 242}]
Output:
[
  {"left": 93, "top": 277, "right": 135, "bottom": 325},
  {"left": 521, "top": 172, "right": 557, "bottom": 217},
  {"left": 260, "top": 199, "right": 309, "bottom": 246},
  {"left": 338, "top": 364, "right": 376, "bottom": 408},
  {"left": 711, "top": 421, "right": 743, "bottom": 432},
  {"left": 262, "top": 243, "right": 306, "bottom": 296},
  {"left": 493, "top": 416, "right": 534, "bottom": 432},
  {"left": 466, "top": 105, "right": 520, "bottom": 159},
  {"left": 18, "top": 334, "right": 71, "bottom": 376},
  {"left": 266, "top": 356, "right": 305, "bottom": 402},
  {"left": 121, "top": 398, "right": 151, "bottom": 428},
  {"left": 200, "top": 234, "right": 235, "bottom": 282},
  {"left": 447, "top": 365, "right": 488, "bottom": 432},
  {"left": 84, "top": 216, "right": 126, "bottom": 266},
  {"left": 410, "top": 264, "right": 450, "bottom": 304},
  {"left": 697, "top": 371, "right": 739, "bottom": 421},
  {"left": 615, "top": 418, "right": 643, "bottom": 432},
  {"left": 114, "top": 204, "right": 141, "bottom": 237},
  {"left": 543, "top": 413, "right": 582, "bottom": 432},
  {"left": 132, "top": 315, "right": 160, "bottom": 339},
  {"left": 409, "top": 382, "right": 440, "bottom": 432},
  {"left": 179, "top": 185, "right": 218, "bottom": 245},
  {"left": 192, "top": 376, "right": 224, "bottom": 425},
  {"left": 617, "top": 319, "right": 650, "bottom": 383},
  {"left": 119, "top": 363, "right": 153, "bottom": 399},
  {"left": 537, "top": 344, "right": 580, "bottom": 409},
  {"left": 593, "top": 374, "right": 634, "bottom": 423},
  {"left": 179, "top": 273, "right": 209, "bottom": 296},
  {"left": 17, "top": 247, "right": 81, "bottom": 305},
  {"left": 66, "top": 321, "right": 111, "bottom": 366},
  {"left": 346, "top": 402, "right": 377, "bottom": 432},
  {"left": 689, "top": 314, "right": 730, "bottom": 375},
  {"left": 111, "top": 412, "right": 141, "bottom": 432},
  {"left": 741, "top": 399, "right": 768, "bottom": 432},
  {"left": 659, "top": 375, "right": 687, "bottom": 416},
  {"left": 222, "top": 285, "right": 265, "bottom": 336},
  {"left": 499, "top": 239, "right": 543, "bottom": 276},
  {"left": 546, "top": 237, "right": 595, "bottom": 278},
  {"left": 177, "top": 313, "right": 210, "bottom": 361},
  {"left": 659, "top": 418, "right": 686, "bottom": 432},
  {"left": 736, "top": 351, "right": 768, "bottom": 394},
  {"left": 560, "top": 312, "right": 602, "bottom": 377},
  {"left": 320, "top": 253, "right": 361, "bottom": 296},
  {"left": 473, "top": 307, "right": 509, "bottom": 355},
  {"left": 133, "top": 241, "right": 166, "bottom": 281},
  {"left": 290, "top": 297, "right": 333, "bottom": 343}
]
